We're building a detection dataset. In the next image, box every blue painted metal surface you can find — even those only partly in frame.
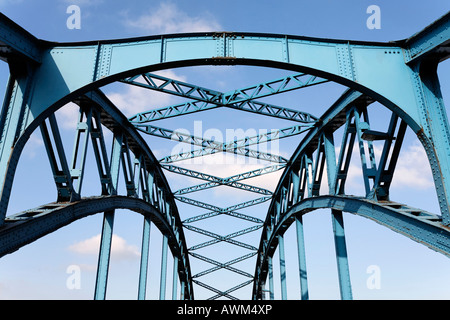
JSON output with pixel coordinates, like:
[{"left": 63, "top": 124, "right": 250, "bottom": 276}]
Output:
[{"left": 0, "top": 11, "right": 450, "bottom": 300}]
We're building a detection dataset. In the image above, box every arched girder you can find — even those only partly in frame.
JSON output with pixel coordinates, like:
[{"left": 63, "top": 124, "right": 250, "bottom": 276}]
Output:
[
  {"left": 2, "top": 14, "right": 450, "bottom": 225},
  {"left": 252, "top": 195, "right": 450, "bottom": 300},
  {"left": 1, "top": 195, "right": 193, "bottom": 299},
  {"left": 1, "top": 12, "right": 450, "bottom": 301},
  {"left": 0, "top": 81, "right": 194, "bottom": 299},
  {"left": 251, "top": 85, "right": 450, "bottom": 299}
]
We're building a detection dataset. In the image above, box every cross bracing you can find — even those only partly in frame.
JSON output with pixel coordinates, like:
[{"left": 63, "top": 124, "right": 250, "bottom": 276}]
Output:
[{"left": 0, "top": 11, "right": 450, "bottom": 300}]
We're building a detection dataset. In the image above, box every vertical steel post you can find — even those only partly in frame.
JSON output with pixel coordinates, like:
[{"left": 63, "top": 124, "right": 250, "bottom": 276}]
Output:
[
  {"left": 414, "top": 61, "right": 450, "bottom": 225},
  {"left": 268, "top": 256, "right": 274, "bottom": 300},
  {"left": 323, "top": 130, "right": 337, "bottom": 194},
  {"left": 94, "top": 210, "right": 114, "bottom": 300},
  {"left": 159, "top": 234, "right": 169, "bottom": 300},
  {"left": 295, "top": 215, "right": 309, "bottom": 300},
  {"left": 70, "top": 106, "right": 93, "bottom": 195},
  {"left": 331, "top": 209, "right": 352, "bottom": 300},
  {"left": 94, "top": 131, "right": 122, "bottom": 300},
  {"left": 39, "top": 114, "right": 75, "bottom": 201},
  {"left": 278, "top": 234, "right": 287, "bottom": 300},
  {"left": 172, "top": 256, "right": 179, "bottom": 300},
  {"left": 180, "top": 280, "right": 185, "bottom": 300},
  {"left": 138, "top": 215, "right": 151, "bottom": 300},
  {"left": 0, "top": 67, "right": 34, "bottom": 222}
]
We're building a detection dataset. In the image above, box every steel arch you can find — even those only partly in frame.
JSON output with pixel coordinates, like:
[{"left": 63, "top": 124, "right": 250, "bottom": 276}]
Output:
[
  {"left": 2, "top": 195, "right": 189, "bottom": 270},
  {"left": 252, "top": 195, "right": 450, "bottom": 300},
  {"left": 1, "top": 12, "right": 450, "bottom": 225},
  {"left": 0, "top": 80, "right": 194, "bottom": 299},
  {"left": 252, "top": 87, "right": 450, "bottom": 299},
  {"left": 0, "top": 11, "right": 450, "bottom": 300}
]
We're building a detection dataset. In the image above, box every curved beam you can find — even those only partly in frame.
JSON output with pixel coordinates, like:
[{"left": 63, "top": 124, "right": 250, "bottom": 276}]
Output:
[
  {"left": 0, "top": 86, "right": 194, "bottom": 299},
  {"left": 2, "top": 16, "right": 450, "bottom": 224},
  {"left": 0, "top": 13, "right": 449, "bottom": 301},
  {"left": 3, "top": 196, "right": 166, "bottom": 256},
  {"left": 252, "top": 195, "right": 450, "bottom": 299},
  {"left": 252, "top": 86, "right": 450, "bottom": 299},
  {"left": 1, "top": 195, "right": 193, "bottom": 299}
]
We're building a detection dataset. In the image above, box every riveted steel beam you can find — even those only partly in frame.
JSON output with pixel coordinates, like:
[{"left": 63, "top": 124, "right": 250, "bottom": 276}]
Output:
[
  {"left": 0, "top": 12, "right": 42, "bottom": 63},
  {"left": 403, "top": 11, "right": 450, "bottom": 64}
]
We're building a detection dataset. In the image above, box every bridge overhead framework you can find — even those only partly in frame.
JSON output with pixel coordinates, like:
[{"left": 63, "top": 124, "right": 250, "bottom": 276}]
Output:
[{"left": 0, "top": 10, "right": 450, "bottom": 300}]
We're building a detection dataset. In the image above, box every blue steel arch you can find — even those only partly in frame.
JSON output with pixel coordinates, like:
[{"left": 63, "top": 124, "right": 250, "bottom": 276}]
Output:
[
  {"left": 1, "top": 196, "right": 190, "bottom": 276},
  {"left": 0, "top": 12, "right": 450, "bottom": 299},
  {"left": 0, "top": 82, "right": 194, "bottom": 299},
  {"left": 1, "top": 13, "right": 450, "bottom": 226},
  {"left": 252, "top": 195, "right": 450, "bottom": 300},
  {"left": 251, "top": 88, "right": 450, "bottom": 300}
]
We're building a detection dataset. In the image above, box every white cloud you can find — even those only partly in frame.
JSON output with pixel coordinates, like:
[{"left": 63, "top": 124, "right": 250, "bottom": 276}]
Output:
[
  {"left": 124, "top": 2, "right": 222, "bottom": 34},
  {"left": 55, "top": 102, "right": 79, "bottom": 130},
  {"left": 68, "top": 234, "right": 140, "bottom": 261},
  {"left": 391, "top": 141, "right": 434, "bottom": 189},
  {"left": 23, "top": 132, "right": 44, "bottom": 159}
]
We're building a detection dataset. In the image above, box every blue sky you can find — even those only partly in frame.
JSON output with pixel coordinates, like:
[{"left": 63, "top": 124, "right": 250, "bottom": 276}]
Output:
[{"left": 0, "top": 0, "right": 450, "bottom": 300}]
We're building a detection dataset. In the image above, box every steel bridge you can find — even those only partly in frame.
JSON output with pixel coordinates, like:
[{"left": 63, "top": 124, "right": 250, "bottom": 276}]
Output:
[{"left": 0, "top": 11, "right": 450, "bottom": 300}]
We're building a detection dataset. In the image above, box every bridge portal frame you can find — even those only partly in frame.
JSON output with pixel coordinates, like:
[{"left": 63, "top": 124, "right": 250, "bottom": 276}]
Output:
[{"left": 0, "top": 11, "right": 450, "bottom": 300}]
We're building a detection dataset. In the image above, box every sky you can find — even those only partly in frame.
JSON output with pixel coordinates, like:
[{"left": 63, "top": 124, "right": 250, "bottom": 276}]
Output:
[{"left": 0, "top": 0, "right": 450, "bottom": 300}]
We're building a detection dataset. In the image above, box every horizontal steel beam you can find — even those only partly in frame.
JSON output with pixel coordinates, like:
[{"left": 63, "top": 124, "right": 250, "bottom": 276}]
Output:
[
  {"left": 179, "top": 197, "right": 266, "bottom": 224},
  {"left": 403, "top": 11, "right": 450, "bottom": 64},
  {"left": 0, "top": 12, "right": 42, "bottom": 63}
]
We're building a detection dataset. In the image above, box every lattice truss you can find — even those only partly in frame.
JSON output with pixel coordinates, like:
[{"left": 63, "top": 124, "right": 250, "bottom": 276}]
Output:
[
  {"left": 1, "top": 11, "right": 450, "bottom": 300},
  {"left": 120, "top": 71, "right": 326, "bottom": 299},
  {"left": 114, "top": 69, "right": 443, "bottom": 300},
  {"left": 122, "top": 68, "right": 450, "bottom": 299}
]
